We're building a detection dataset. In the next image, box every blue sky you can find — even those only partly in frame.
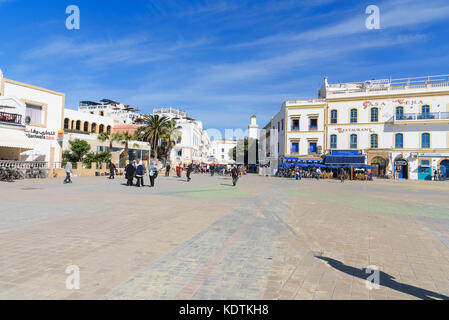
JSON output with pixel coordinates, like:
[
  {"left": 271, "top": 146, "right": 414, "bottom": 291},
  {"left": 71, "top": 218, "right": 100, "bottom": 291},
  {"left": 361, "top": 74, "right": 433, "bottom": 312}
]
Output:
[{"left": 1, "top": 0, "right": 449, "bottom": 133}]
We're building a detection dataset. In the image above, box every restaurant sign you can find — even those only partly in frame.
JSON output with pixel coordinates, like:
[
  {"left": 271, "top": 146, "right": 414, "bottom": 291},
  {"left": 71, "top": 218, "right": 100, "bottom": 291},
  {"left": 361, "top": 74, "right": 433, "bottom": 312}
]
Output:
[{"left": 25, "top": 128, "right": 56, "bottom": 140}]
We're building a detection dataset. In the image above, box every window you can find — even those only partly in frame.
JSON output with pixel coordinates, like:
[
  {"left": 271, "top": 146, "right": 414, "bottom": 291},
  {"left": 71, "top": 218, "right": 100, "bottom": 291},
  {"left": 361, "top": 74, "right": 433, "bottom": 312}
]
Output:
[
  {"left": 370, "top": 134, "right": 378, "bottom": 149},
  {"left": 421, "top": 105, "right": 431, "bottom": 119},
  {"left": 99, "top": 124, "right": 104, "bottom": 134},
  {"left": 281, "top": 120, "right": 284, "bottom": 131},
  {"left": 177, "top": 150, "right": 182, "bottom": 156},
  {"left": 330, "top": 110, "right": 337, "bottom": 124},
  {"left": 278, "top": 122, "right": 280, "bottom": 132},
  {"left": 395, "top": 133, "right": 404, "bottom": 149},
  {"left": 350, "top": 134, "right": 358, "bottom": 149},
  {"left": 421, "top": 133, "right": 430, "bottom": 148},
  {"left": 291, "top": 142, "right": 299, "bottom": 154},
  {"left": 309, "top": 118, "right": 318, "bottom": 130},
  {"left": 64, "top": 118, "right": 69, "bottom": 129},
  {"left": 309, "top": 142, "right": 317, "bottom": 154},
  {"left": 25, "top": 104, "right": 43, "bottom": 124},
  {"left": 76, "top": 121, "right": 81, "bottom": 131},
  {"left": 396, "top": 106, "right": 404, "bottom": 120},
  {"left": 83, "top": 122, "right": 89, "bottom": 132},
  {"left": 222, "top": 148, "right": 225, "bottom": 153},
  {"left": 330, "top": 135, "right": 337, "bottom": 149},
  {"left": 350, "top": 109, "right": 358, "bottom": 123},
  {"left": 371, "top": 108, "right": 379, "bottom": 122},
  {"left": 91, "top": 123, "right": 97, "bottom": 133},
  {"left": 291, "top": 119, "right": 300, "bottom": 131},
  {"left": 107, "top": 126, "right": 111, "bottom": 134}
]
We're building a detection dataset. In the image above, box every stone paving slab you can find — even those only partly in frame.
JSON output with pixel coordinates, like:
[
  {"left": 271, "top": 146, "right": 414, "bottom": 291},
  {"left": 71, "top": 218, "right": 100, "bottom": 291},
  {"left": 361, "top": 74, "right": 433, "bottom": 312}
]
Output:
[{"left": 1, "top": 175, "right": 449, "bottom": 299}]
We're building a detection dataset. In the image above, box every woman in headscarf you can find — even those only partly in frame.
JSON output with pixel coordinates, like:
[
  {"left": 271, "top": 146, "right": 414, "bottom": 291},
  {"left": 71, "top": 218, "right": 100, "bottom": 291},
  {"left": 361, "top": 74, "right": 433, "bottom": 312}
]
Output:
[
  {"left": 125, "top": 160, "right": 136, "bottom": 186},
  {"left": 135, "top": 158, "right": 144, "bottom": 187}
]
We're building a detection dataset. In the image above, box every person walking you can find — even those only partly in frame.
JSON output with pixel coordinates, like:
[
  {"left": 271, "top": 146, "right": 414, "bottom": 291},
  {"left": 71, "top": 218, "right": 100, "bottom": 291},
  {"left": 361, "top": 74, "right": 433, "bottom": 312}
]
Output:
[
  {"left": 125, "top": 161, "right": 135, "bottom": 186},
  {"left": 340, "top": 167, "right": 345, "bottom": 183},
  {"left": 109, "top": 161, "right": 116, "bottom": 179},
  {"left": 210, "top": 164, "right": 215, "bottom": 176},
  {"left": 64, "top": 162, "right": 72, "bottom": 184},
  {"left": 149, "top": 162, "right": 158, "bottom": 187},
  {"left": 231, "top": 165, "right": 239, "bottom": 186},
  {"left": 316, "top": 168, "right": 321, "bottom": 180},
  {"left": 135, "top": 159, "right": 144, "bottom": 187},
  {"left": 165, "top": 163, "right": 171, "bottom": 177},
  {"left": 186, "top": 162, "right": 193, "bottom": 182},
  {"left": 295, "top": 166, "right": 301, "bottom": 181}
]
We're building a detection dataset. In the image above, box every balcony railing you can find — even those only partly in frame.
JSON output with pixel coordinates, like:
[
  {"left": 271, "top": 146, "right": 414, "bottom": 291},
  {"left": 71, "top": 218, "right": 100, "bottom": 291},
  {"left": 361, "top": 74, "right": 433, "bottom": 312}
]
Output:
[
  {"left": 394, "top": 112, "right": 449, "bottom": 121},
  {"left": 0, "top": 112, "right": 23, "bottom": 126}
]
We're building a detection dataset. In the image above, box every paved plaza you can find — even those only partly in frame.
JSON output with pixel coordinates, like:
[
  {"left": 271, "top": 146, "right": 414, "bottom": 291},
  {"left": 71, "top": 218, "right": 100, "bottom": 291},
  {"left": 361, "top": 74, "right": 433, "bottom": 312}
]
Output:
[{"left": 1, "top": 174, "right": 449, "bottom": 300}]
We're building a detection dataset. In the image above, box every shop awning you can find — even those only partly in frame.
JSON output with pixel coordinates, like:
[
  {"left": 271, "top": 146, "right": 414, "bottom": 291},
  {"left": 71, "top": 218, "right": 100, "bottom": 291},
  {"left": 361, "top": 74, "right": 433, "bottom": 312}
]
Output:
[{"left": 0, "top": 128, "right": 34, "bottom": 150}]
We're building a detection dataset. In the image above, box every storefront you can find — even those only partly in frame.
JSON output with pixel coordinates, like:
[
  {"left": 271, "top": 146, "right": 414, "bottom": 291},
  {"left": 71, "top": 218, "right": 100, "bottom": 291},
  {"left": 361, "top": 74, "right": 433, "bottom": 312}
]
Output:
[
  {"left": 394, "top": 158, "right": 409, "bottom": 180},
  {"left": 417, "top": 153, "right": 449, "bottom": 181}
]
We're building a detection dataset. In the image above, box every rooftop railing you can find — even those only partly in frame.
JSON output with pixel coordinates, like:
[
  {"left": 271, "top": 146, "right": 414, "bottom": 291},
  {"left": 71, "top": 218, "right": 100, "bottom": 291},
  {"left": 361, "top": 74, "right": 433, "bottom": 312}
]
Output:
[{"left": 327, "top": 74, "right": 449, "bottom": 95}]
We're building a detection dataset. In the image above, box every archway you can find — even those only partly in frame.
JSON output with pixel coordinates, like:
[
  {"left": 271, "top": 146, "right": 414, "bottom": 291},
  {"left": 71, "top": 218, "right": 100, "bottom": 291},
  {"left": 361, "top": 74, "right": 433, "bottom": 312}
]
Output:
[
  {"left": 440, "top": 159, "right": 449, "bottom": 180},
  {"left": 371, "top": 156, "right": 387, "bottom": 177}
]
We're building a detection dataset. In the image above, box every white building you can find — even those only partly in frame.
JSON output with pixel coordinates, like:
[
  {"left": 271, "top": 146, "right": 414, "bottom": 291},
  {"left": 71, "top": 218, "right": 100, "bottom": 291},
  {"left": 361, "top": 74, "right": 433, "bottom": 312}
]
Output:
[
  {"left": 211, "top": 139, "right": 238, "bottom": 163},
  {"left": 322, "top": 74, "right": 449, "bottom": 180},
  {"left": 78, "top": 99, "right": 141, "bottom": 124},
  {"left": 265, "top": 74, "right": 449, "bottom": 180},
  {"left": 153, "top": 108, "right": 213, "bottom": 164},
  {"left": 63, "top": 108, "right": 150, "bottom": 165},
  {"left": 0, "top": 68, "right": 64, "bottom": 169}
]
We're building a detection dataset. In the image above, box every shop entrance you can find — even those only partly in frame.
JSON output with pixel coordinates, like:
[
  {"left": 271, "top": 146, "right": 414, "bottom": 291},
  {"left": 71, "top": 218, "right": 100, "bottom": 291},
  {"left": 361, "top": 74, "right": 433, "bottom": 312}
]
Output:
[
  {"left": 395, "top": 159, "right": 409, "bottom": 180},
  {"left": 371, "top": 157, "right": 387, "bottom": 177},
  {"left": 441, "top": 159, "right": 449, "bottom": 180}
]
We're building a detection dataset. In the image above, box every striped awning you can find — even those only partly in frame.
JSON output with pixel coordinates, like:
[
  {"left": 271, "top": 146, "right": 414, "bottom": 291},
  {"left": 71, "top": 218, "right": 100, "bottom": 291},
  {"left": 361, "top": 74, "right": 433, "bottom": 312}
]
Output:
[{"left": 0, "top": 127, "right": 34, "bottom": 150}]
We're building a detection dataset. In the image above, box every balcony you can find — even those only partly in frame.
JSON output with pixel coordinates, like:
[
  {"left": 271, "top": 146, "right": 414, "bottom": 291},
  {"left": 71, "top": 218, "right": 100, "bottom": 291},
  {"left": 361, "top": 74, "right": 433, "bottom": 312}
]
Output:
[
  {"left": 393, "top": 112, "right": 449, "bottom": 122},
  {"left": 0, "top": 112, "right": 23, "bottom": 126}
]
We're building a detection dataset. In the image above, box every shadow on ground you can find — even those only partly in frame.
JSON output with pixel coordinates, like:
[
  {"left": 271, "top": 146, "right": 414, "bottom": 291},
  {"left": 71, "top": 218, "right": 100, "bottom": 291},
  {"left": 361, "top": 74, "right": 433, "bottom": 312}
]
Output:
[{"left": 315, "top": 256, "right": 449, "bottom": 300}]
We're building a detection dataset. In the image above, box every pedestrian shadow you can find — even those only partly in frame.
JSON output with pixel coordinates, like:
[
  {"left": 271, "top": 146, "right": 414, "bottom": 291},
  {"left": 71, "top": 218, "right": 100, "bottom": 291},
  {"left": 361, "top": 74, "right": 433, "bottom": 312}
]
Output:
[
  {"left": 315, "top": 256, "right": 449, "bottom": 300},
  {"left": 220, "top": 183, "right": 234, "bottom": 187}
]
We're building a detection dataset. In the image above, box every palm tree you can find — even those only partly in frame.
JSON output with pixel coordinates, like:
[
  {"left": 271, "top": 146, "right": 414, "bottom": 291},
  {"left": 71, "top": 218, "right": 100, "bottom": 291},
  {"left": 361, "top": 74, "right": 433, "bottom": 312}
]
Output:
[
  {"left": 98, "top": 132, "right": 122, "bottom": 151},
  {"left": 161, "top": 120, "right": 182, "bottom": 161},
  {"left": 119, "top": 131, "right": 138, "bottom": 161},
  {"left": 137, "top": 114, "right": 170, "bottom": 162}
]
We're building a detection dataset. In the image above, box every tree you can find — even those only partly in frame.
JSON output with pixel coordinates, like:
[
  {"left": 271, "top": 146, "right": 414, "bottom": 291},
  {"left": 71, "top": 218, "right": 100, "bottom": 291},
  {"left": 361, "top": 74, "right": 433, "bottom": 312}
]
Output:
[
  {"left": 119, "top": 131, "right": 138, "bottom": 161},
  {"left": 160, "top": 120, "right": 182, "bottom": 162},
  {"left": 83, "top": 151, "right": 111, "bottom": 168},
  {"left": 229, "top": 138, "right": 258, "bottom": 165},
  {"left": 137, "top": 114, "right": 170, "bottom": 162},
  {"left": 98, "top": 132, "right": 122, "bottom": 151},
  {"left": 68, "top": 139, "right": 91, "bottom": 162}
]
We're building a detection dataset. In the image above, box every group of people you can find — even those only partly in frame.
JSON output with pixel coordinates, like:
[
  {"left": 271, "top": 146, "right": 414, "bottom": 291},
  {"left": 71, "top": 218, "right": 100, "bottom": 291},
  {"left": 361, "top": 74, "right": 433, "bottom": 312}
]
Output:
[
  {"left": 282, "top": 166, "right": 347, "bottom": 183},
  {"left": 124, "top": 159, "right": 158, "bottom": 187},
  {"left": 433, "top": 168, "right": 447, "bottom": 181}
]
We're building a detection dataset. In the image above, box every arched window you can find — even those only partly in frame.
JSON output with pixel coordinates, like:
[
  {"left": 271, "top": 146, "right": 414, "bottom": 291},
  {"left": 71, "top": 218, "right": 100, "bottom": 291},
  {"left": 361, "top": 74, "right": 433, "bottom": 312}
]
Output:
[
  {"left": 83, "top": 122, "right": 89, "bottom": 132},
  {"left": 395, "top": 133, "right": 404, "bottom": 149},
  {"left": 330, "top": 134, "right": 337, "bottom": 149},
  {"left": 370, "top": 134, "right": 378, "bottom": 149},
  {"left": 91, "top": 123, "right": 97, "bottom": 133},
  {"left": 64, "top": 118, "right": 69, "bottom": 129},
  {"left": 330, "top": 110, "right": 338, "bottom": 124},
  {"left": 99, "top": 124, "right": 104, "bottom": 134},
  {"left": 396, "top": 106, "right": 404, "bottom": 120},
  {"left": 350, "top": 134, "right": 357, "bottom": 149},
  {"left": 350, "top": 109, "right": 358, "bottom": 123},
  {"left": 107, "top": 126, "right": 111, "bottom": 135},
  {"left": 370, "top": 108, "right": 379, "bottom": 122},
  {"left": 421, "top": 133, "right": 430, "bottom": 148},
  {"left": 76, "top": 120, "right": 81, "bottom": 131}
]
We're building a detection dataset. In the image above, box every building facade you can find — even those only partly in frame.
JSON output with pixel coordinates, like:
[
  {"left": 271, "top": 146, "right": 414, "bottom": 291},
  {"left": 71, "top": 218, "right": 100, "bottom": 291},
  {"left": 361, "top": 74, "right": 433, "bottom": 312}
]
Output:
[
  {"left": 153, "top": 108, "right": 213, "bottom": 164},
  {"left": 211, "top": 139, "right": 238, "bottom": 163},
  {"left": 0, "top": 68, "right": 64, "bottom": 169},
  {"left": 265, "top": 74, "right": 449, "bottom": 180}
]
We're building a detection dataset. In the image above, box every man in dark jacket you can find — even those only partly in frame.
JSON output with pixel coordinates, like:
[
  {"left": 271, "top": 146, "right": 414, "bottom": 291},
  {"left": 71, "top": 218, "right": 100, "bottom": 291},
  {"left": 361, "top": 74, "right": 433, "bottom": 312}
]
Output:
[
  {"left": 109, "top": 162, "right": 116, "bottom": 179},
  {"left": 231, "top": 165, "right": 239, "bottom": 186},
  {"left": 340, "top": 167, "right": 345, "bottom": 183},
  {"left": 125, "top": 161, "right": 136, "bottom": 186},
  {"left": 187, "top": 162, "right": 193, "bottom": 182},
  {"left": 165, "top": 163, "right": 171, "bottom": 177}
]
